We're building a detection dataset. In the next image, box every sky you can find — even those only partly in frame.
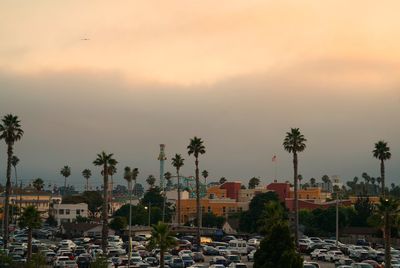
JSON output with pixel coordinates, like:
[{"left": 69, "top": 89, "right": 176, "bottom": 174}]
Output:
[{"left": 0, "top": 1, "right": 399, "bottom": 191}]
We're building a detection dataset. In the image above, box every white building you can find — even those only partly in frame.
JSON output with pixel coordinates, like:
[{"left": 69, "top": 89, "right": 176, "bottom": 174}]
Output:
[
  {"left": 51, "top": 203, "right": 88, "bottom": 226},
  {"left": 166, "top": 190, "right": 189, "bottom": 201}
]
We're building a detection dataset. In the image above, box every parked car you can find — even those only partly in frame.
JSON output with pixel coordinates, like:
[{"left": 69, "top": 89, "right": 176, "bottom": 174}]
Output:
[
  {"left": 169, "top": 257, "right": 185, "bottom": 268},
  {"left": 191, "top": 252, "right": 205, "bottom": 262},
  {"left": 209, "top": 256, "right": 228, "bottom": 266}
]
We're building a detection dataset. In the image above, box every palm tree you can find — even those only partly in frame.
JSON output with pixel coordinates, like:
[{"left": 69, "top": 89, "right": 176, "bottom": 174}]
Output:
[
  {"left": 283, "top": 127, "right": 307, "bottom": 247},
  {"left": 19, "top": 205, "right": 41, "bottom": 261},
  {"left": 32, "top": 178, "right": 44, "bottom": 209},
  {"left": 0, "top": 114, "right": 24, "bottom": 248},
  {"left": 82, "top": 169, "right": 92, "bottom": 191},
  {"left": 123, "top": 166, "right": 133, "bottom": 265},
  {"left": 171, "top": 154, "right": 184, "bottom": 226},
  {"left": 148, "top": 222, "right": 177, "bottom": 268},
  {"left": 376, "top": 198, "right": 400, "bottom": 268},
  {"left": 310, "top": 178, "right": 316, "bottom": 187},
  {"left": 106, "top": 164, "right": 117, "bottom": 215},
  {"left": 132, "top": 168, "right": 139, "bottom": 197},
  {"left": 93, "top": 151, "right": 118, "bottom": 253},
  {"left": 202, "top": 170, "right": 209, "bottom": 186},
  {"left": 373, "top": 141, "right": 391, "bottom": 196},
  {"left": 219, "top": 177, "right": 227, "bottom": 185},
  {"left": 11, "top": 155, "right": 20, "bottom": 187},
  {"left": 146, "top": 175, "right": 156, "bottom": 188},
  {"left": 60, "top": 166, "right": 71, "bottom": 195},
  {"left": 187, "top": 136, "right": 206, "bottom": 248}
]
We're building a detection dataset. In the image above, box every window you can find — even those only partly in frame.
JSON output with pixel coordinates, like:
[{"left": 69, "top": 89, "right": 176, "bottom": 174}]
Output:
[
  {"left": 222, "top": 207, "right": 226, "bottom": 213},
  {"left": 66, "top": 209, "right": 70, "bottom": 215},
  {"left": 59, "top": 209, "right": 64, "bottom": 215},
  {"left": 76, "top": 209, "right": 80, "bottom": 215},
  {"left": 207, "top": 206, "right": 211, "bottom": 213}
]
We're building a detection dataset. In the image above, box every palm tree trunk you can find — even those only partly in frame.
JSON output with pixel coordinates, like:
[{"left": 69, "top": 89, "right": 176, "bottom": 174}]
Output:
[
  {"left": 293, "top": 151, "right": 299, "bottom": 248},
  {"left": 86, "top": 178, "right": 88, "bottom": 192},
  {"left": 102, "top": 164, "right": 109, "bottom": 253},
  {"left": 160, "top": 249, "right": 165, "bottom": 268},
  {"left": 4, "top": 144, "right": 13, "bottom": 249},
  {"left": 177, "top": 170, "right": 181, "bottom": 226},
  {"left": 195, "top": 157, "right": 201, "bottom": 249},
  {"left": 64, "top": 177, "right": 66, "bottom": 196},
  {"left": 381, "top": 159, "right": 385, "bottom": 197},
  {"left": 385, "top": 211, "right": 391, "bottom": 268},
  {"left": 27, "top": 227, "right": 33, "bottom": 261}
]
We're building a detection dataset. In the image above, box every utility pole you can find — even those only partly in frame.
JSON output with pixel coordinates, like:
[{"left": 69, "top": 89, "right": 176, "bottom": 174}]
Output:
[
  {"left": 336, "top": 191, "right": 339, "bottom": 247},
  {"left": 128, "top": 180, "right": 132, "bottom": 268}
]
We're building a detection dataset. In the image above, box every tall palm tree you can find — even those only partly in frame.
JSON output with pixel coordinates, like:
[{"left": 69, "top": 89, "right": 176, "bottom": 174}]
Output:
[
  {"left": 310, "top": 178, "right": 316, "bottom": 187},
  {"left": 19, "top": 206, "right": 41, "bottom": 261},
  {"left": 202, "top": 170, "right": 209, "bottom": 186},
  {"left": 373, "top": 141, "right": 391, "bottom": 196},
  {"left": 60, "top": 166, "right": 71, "bottom": 195},
  {"left": 171, "top": 154, "right": 184, "bottom": 226},
  {"left": 11, "top": 155, "right": 20, "bottom": 187},
  {"left": 93, "top": 151, "right": 118, "bottom": 252},
  {"left": 132, "top": 168, "right": 139, "bottom": 197},
  {"left": 376, "top": 198, "right": 400, "bottom": 268},
  {"left": 123, "top": 166, "right": 133, "bottom": 266},
  {"left": 187, "top": 136, "right": 206, "bottom": 248},
  {"left": 0, "top": 114, "right": 24, "bottom": 248},
  {"left": 283, "top": 128, "right": 307, "bottom": 248},
  {"left": 82, "top": 169, "right": 92, "bottom": 191},
  {"left": 106, "top": 164, "right": 117, "bottom": 215},
  {"left": 148, "top": 222, "right": 177, "bottom": 268}
]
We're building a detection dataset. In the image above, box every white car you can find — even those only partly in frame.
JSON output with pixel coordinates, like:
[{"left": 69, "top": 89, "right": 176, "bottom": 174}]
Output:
[
  {"left": 54, "top": 256, "right": 70, "bottom": 268},
  {"left": 179, "top": 250, "right": 193, "bottom": 258},
  {"left": 310, "top": 249, "right": 327, "bottom": 260},
  {"left": 247, "top": 239, "right": 260, "bottom": 248},
  {"left": 325, "top": 250, "right": 344, "bottom": 262},
  {"left": 228, "top": 263, "right": 247, "bottom": 268},
  {"left": 209, "top": 265, "right": 225, "bottom": 268}
]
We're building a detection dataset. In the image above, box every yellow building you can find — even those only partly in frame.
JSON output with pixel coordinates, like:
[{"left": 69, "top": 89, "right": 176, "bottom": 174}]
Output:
[
  {"left": 178, "top": 198, "right": 243, "bottom": 224},
  {"left": 289, "top": 187, "right": 325, "bottom": 200},
  {"left": 0, "top": 188, "right": 61, "bottom": 219}
]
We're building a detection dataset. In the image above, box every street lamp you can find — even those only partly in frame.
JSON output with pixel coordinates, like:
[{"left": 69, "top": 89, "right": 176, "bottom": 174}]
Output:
[{"left": 145, "top": 202, "right": 151, "bottom": 227}]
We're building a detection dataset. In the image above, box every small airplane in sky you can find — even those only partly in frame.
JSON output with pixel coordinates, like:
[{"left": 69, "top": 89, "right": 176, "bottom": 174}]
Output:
[{"left": 81, "top": 38, "right": 90, "bottom": 41}]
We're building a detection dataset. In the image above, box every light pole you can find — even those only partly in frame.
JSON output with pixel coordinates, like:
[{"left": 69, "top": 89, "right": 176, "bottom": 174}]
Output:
[
  {"left": 145, "top": 202, "right": 151, "bottom": 227},
  {"left": 128, "top": 180, "right": 132, "bottom": 268},
  {"left": 335, "top": 190, "right": 340, "bottom": 248}
]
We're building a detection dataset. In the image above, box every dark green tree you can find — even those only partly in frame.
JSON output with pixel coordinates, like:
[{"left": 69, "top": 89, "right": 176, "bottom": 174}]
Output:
[
  {"left": 0, "top": 114, "right": 24, "bottom": 248},
  {"left": 109, "top": 216, "right": 127, "bottom": 232},
  {"left": 254, "top": 221, "right": 303, "bottom": 268},
  {"left": 239, "top": 192, "right": 280, "bottom": 233},
  {"left": 248, "top": 177, "right": 261, "bottom": 189},
  {"left": 148, "top": 222, "right": 177, "bottom": 268}
]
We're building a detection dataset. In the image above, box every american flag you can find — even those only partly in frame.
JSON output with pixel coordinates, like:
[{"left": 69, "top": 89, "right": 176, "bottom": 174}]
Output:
[{"left": 272, "top": 155, "right": 277, "bottom": 162}]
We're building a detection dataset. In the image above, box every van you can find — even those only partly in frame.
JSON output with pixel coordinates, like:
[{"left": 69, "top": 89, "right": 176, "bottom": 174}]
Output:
[{"left": 228, "top": 240, "right": 247, "bottom": 255}]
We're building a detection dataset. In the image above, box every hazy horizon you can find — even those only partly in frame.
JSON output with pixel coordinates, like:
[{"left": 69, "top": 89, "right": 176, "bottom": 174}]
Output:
[{"left": 0, "top": 1, "right": 399, "bottom": 190}]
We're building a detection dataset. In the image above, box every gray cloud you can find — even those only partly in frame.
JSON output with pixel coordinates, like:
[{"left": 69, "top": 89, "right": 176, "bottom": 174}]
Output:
[{"left": 0, "top": 65, "right": 399, "bottom": 190}]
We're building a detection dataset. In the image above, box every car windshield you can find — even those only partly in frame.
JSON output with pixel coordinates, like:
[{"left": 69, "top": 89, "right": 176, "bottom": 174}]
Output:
[
  {"left": 229, "top": 256, "right": 240, "bottom": 260},
  {"left": 182, "top": 256, "right": 192, "bottom": 260},
  {"left": 235, "top": 265, "right": 247, "bottom": 268}
]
